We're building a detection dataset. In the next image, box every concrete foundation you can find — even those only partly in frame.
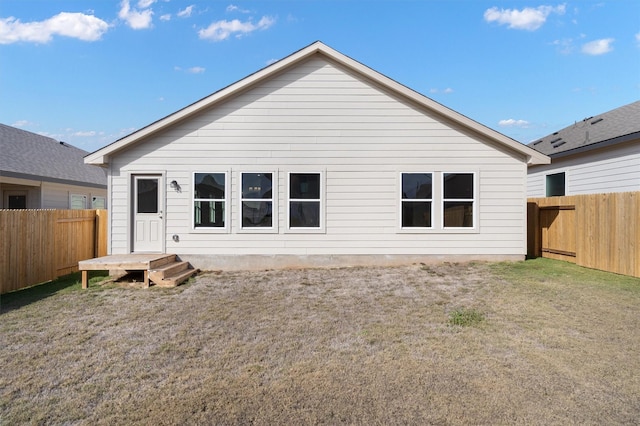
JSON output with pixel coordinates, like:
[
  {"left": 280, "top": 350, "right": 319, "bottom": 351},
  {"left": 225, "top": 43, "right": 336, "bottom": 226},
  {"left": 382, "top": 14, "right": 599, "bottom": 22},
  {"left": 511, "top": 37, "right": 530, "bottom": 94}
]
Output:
[{"left": 178, "top": 254, "right": 525, "bottom": 272}]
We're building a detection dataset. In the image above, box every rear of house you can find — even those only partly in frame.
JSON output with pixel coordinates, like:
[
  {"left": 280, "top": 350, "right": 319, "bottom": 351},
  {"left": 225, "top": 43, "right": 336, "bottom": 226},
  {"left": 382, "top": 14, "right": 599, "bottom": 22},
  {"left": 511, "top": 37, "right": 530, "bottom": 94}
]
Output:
[{"left": 86, "top": 42, "right": 548, "bottom": 270}]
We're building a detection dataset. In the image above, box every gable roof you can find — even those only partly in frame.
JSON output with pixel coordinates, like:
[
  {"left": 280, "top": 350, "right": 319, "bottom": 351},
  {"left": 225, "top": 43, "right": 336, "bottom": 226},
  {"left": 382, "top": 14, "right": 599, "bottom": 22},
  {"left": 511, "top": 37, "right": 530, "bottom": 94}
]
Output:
[
  {"left": 85, "top": 41, "right": 549, "bottom": 166},
  {"left": 528, "top": 100, "right": 640, "bottom": 159},
  {"left": 0, "top": 123, "right": 107, "bottom": 188}
]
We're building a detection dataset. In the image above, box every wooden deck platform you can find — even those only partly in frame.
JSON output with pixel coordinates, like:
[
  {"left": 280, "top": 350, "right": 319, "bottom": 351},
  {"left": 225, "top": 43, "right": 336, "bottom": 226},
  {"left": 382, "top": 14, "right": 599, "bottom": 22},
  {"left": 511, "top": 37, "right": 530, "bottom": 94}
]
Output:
[{"left": 78, "top": 254, "right": 197, "bottom": 288}]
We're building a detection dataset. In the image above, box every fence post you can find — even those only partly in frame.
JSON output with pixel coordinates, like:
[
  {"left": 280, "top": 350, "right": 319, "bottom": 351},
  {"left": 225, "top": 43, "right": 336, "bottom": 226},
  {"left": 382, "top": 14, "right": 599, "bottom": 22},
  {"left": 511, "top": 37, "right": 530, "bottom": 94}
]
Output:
[{"left": 527, "top": 201, "right": 540, "bottom": 258}]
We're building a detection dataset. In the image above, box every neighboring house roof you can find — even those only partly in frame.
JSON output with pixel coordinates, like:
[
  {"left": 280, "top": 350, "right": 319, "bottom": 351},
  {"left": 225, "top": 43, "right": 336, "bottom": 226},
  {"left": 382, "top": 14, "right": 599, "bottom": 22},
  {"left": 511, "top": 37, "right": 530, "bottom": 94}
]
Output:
[
  {"left": 0, "top": 123, "right": 107, "bottom": 188},
  {"left": 86, "top": 41, "right": 549, "bottom": 166},
  {"left": 528, "top": 100, "right": 640, "bottom": 159}
]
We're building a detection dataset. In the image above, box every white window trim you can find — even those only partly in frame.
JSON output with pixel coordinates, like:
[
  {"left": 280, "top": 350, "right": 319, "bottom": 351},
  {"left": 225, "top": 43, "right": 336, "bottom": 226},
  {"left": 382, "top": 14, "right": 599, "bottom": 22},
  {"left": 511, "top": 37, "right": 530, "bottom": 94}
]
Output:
[
  {"left": 238, "top": 170, "right": 278, "bottom": 233},
  {"left": 285, "top": 171, "right": 326, "bottom": 234},
  {"left": 191, "top": 170, "right": 230, "bottom": 233},
  {"left": 398, "top": 172, "right": 434, "bottom": 232},
  {"left": 441, "top": 171, "right": 477, "bottom": 231}
]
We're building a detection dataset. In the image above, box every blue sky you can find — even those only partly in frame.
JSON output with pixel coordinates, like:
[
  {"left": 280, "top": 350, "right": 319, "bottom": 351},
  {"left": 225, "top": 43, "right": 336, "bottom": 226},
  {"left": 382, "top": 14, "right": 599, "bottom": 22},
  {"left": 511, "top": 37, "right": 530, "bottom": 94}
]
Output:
[{"left": 1, "top": 0, "right": 638, "bottom": 153}]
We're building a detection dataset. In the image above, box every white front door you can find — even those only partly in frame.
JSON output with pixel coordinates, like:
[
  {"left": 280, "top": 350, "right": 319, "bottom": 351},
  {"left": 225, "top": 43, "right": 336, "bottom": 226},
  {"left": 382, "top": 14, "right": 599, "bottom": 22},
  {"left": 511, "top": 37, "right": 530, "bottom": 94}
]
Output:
[{"left": 132, "top": 175, "right": 164, "bottom": 253}]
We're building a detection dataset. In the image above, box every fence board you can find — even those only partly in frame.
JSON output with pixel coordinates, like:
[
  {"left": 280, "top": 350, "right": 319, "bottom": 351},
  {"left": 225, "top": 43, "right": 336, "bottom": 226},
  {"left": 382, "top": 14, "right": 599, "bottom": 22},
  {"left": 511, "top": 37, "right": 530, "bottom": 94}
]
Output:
[
  {"left": 528, "top": 192, "right": 639, "bottom": 278},
  {"left": 0, "top": 209, "right": 107, "bottom": 294}
]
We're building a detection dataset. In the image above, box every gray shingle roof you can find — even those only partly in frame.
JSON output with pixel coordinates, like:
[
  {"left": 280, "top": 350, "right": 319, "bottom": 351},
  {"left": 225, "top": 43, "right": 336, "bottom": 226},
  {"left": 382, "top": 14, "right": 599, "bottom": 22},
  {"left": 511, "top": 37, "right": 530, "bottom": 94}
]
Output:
[
  {"left": 0, "top": 124, "right": 107, "bottom": 187},
  {"left": 528, "top": 100, "right": 640, "bottom": 158}
]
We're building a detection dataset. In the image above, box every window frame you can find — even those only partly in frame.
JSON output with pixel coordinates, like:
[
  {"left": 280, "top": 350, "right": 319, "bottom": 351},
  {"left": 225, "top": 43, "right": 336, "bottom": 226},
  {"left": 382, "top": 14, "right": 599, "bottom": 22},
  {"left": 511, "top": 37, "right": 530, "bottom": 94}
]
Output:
[
  {"left": 238, "top": 171, "right": 278, "bottom": 233},
  {"left": 91, "top": 195, "right": 106, "bottom": 209},
  {"left": 70, "top": 194, "right": 87, "bottom": 210},
  {"left": 191, "top": 171, "right": 230, "bottom": 233},
  {"left": 546, "top": 172, "right": 566, "bottom": 197},
  {"left": 286, "top": 171, "right": 325, "bottom": 233},
  {"left": 441, "top": 172, "right": 476, "bottom": 230},
  {"left": 399, "top": 172, "right": 434, "bottom": 230}
]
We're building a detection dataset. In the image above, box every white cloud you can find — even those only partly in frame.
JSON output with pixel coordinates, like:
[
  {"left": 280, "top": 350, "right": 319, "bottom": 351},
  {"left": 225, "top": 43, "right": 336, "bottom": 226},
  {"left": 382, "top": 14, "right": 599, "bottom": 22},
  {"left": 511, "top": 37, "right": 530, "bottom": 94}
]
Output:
[
  {"left": 499, "top": 119, "right": 530, "bottom": 128},
  {"left": 12, "top": 120, "right": 30, "bottom": 127},
  {"left": 73, "top": 130, "right": 97, "bottom": 137},
  {"left": 174, "top": 66, "right": 205, "bottom": 74},
  {"left": 429, "top": 88, "right": 454, "bottom": 94},
  {"left": 635, "top": 32, "right": 640, "bottom": 47},
  {"left": 484, "top": 4, "right": 566, "bottom": 31},
  {"left": 178, "top": 5, "right": 194, "bottom": 18},
  {"left": 199, "top": 16, "right": 275, "bottom": 41},
  {"left": 0, "top": 12, "right": 109, "bottom": 44},
  {"left": 581, "top": 38, "right": 614, "bottom": 55},
  {"left": 138, "top": 0, "right": 156, "bottom": 8},
  {"left": 118, "top": 0, "right": 153, "bottom": 29},
  {"left": 160, "top": 14, "right": 171, "bottom": 21},
  {"left": 227, "top": 5, "right": 251, "bottom": 14}
]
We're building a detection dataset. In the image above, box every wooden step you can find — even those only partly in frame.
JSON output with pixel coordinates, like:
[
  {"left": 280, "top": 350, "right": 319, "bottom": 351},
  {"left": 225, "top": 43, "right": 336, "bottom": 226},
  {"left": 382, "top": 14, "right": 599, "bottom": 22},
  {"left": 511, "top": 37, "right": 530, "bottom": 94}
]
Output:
[
  {"left": 148, "top": 254, "right": 177, "bottom": 270},
  {"left": 149, "top": 260, "right": 197, "bottom": 287},
  {"left": 153, "top": 267, "right": 198, "bottom": 288}
]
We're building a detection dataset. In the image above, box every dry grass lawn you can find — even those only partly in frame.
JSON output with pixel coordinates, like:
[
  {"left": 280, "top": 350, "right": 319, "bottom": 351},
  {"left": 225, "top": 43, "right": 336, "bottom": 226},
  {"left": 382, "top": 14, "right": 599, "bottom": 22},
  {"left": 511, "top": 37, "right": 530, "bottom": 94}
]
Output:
[{"left": 1, "top": 258, "right": 639, "bottom": 425}]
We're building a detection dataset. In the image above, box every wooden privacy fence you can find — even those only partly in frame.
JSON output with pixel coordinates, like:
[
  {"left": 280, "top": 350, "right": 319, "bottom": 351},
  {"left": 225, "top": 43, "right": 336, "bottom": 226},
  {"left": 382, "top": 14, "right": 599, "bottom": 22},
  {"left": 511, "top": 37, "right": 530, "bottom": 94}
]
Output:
[
  {"left": 528, "top": 192, "right": 640, "bottom": 278},
  {"left": 0, "top": 209, "right": 107, "bottom": 294}
]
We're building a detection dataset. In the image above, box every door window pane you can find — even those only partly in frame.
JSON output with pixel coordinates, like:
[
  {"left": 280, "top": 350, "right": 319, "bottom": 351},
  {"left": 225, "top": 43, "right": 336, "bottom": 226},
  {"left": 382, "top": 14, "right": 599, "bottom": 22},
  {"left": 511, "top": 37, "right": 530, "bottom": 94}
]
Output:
[{"left": 137, "top": 179, "right": 158, "bottom": 213}]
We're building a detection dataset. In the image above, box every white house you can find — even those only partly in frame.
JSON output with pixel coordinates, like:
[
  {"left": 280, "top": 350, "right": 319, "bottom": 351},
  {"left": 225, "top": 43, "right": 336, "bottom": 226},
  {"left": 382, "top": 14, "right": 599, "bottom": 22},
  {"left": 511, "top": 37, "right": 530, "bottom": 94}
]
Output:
[
  {"left": 85, "top": 42, "right": 549, "bottom": 270},
  {"left": 527, "top": 100, "right": 640, "bottom": 197},
  {"left": 0, "top": 124, "right": 107, "bottom": 210}
]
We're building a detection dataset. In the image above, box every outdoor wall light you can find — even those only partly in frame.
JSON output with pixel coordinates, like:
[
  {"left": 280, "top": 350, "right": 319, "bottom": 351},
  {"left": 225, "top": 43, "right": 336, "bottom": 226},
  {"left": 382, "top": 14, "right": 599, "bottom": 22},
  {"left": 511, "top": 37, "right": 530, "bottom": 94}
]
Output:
[
  {"left": 170, "top": 180, "right": 181, "bottom": 192},
  {"left": 172, "top": 234, "right": 180, "bottom": 242}
]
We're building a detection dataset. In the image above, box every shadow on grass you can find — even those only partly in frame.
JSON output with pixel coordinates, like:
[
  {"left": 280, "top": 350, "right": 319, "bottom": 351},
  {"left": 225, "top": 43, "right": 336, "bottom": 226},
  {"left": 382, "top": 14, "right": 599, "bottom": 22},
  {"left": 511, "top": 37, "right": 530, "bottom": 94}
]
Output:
[{"left": 0, "top": 271, "right": 109, "bottom": 314}]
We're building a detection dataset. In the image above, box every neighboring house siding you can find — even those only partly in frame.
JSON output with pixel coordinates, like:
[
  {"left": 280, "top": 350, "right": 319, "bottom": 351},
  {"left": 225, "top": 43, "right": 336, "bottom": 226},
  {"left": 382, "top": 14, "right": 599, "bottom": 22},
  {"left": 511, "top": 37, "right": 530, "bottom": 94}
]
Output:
[
  {"left": 39, "top": 182, "right": 108, "bottom": 209},
  {"left": 109, "top": 57, "right": 528, "bottom": 257},
  {"left": 527, "top": 142, "right": 640, "bottom": 197}
]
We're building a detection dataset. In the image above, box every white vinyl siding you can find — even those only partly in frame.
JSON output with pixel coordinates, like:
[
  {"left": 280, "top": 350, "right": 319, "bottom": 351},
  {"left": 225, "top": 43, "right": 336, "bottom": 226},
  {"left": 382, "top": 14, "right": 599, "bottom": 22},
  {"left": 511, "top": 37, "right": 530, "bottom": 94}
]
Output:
[{"left": 107, "top": 57, "right": 529, "bottom": 257}]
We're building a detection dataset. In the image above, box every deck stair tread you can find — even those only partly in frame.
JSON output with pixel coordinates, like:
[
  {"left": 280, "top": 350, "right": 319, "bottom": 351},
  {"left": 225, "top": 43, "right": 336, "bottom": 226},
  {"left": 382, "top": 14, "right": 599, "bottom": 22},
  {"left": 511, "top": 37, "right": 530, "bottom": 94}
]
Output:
[
  {"left": 153, "top": 267, "right": 198, "bottom": 288},
  {"left": 149, "top": 260, "right": 197, "bottom": 287}
]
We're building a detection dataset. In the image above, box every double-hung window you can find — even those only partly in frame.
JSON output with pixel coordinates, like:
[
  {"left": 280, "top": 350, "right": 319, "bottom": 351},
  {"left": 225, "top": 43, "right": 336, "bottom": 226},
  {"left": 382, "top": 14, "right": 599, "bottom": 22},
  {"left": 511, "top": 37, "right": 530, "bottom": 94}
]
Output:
[
  {"left": 288, "top": 172, "right": 322, "bottom": 229},
  {"left": 401, "top": 173, "right": 433, "bottom": 228},
  {"left": 241, "top": 172, "right": 274, "bottom": 229},
  {"left": 194, "top": 172, "right": 226, "bottom": 229},
  {"left": 443, "top": 173, "right": 474, "bottom": 228}
]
